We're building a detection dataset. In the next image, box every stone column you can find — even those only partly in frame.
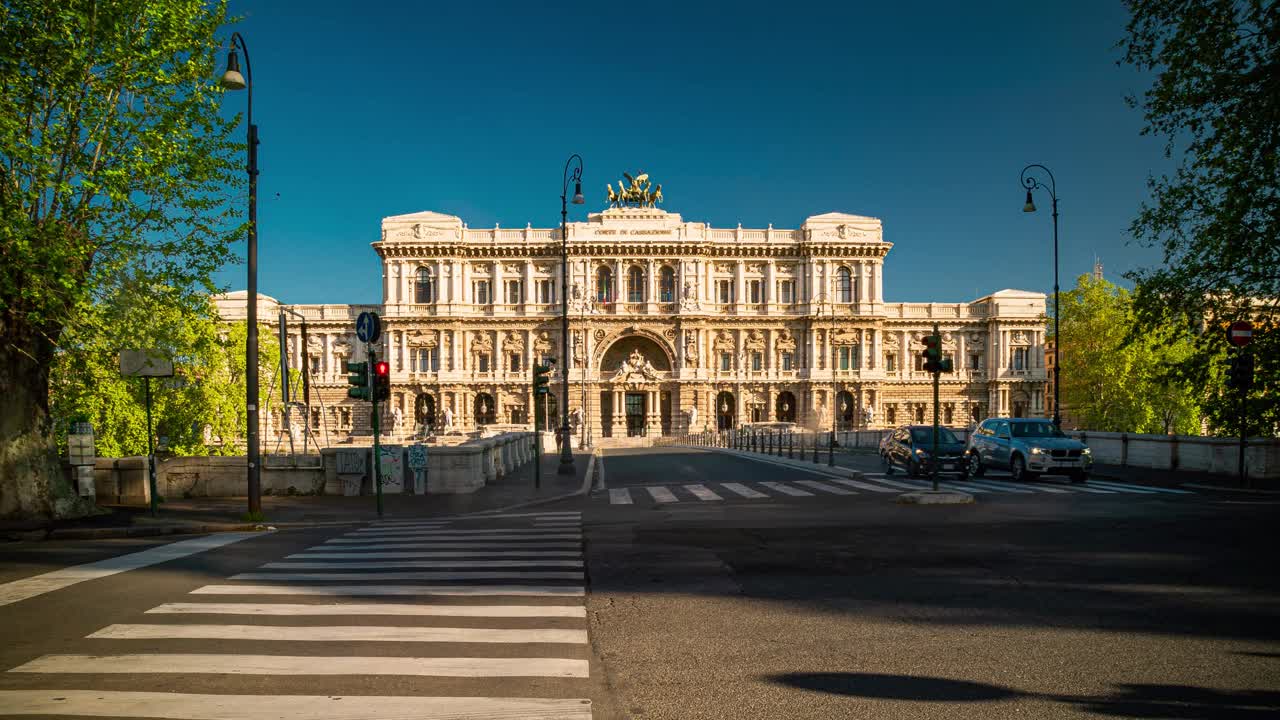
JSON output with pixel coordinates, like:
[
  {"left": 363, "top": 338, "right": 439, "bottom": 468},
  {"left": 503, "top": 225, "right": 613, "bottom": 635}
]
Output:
[
  {"left": 524, "top": 260, "right": 534, "bottom": 306},
  {"left": 492, "top": 261, "right": 503, "bottom": 310},
  {"left": 765, "top": 259, "right": 775, "bottom": 307},
  {"left": 735, "top": 260, "right": 745, "bottom": 311}
]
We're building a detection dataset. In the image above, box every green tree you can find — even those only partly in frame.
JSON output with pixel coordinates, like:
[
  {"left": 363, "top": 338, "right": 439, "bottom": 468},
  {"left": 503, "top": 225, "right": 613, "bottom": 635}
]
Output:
[
  {"left": 1119, "top": 0, "right": 1279, "bottom": 437},
  {"left": 1057, "top": 274, "right": 1202, "bottom": 435},
  {"left": 0, "top": 1, "right": 240, "bottom": 518},
  {"left": 50, "top": 279, "right": 280, "bottom": 459}
]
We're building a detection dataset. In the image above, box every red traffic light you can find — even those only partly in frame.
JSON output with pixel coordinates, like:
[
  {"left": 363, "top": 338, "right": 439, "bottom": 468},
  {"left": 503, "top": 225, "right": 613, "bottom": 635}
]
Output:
[{"left": 375, "top": 361, "right": 389, "bottom": 376}]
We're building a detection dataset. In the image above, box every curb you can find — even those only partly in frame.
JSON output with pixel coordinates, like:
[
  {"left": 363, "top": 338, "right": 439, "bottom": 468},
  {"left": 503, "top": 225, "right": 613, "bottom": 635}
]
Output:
[
  {"left": 449, "top": 451, "right": 598, "bottom": 519},
  {"left": 1184, "top": 482, "right": 1280, "bottom": 495},
  {"left": 42, "top": 522, "right": 262, "bottom": 541}
]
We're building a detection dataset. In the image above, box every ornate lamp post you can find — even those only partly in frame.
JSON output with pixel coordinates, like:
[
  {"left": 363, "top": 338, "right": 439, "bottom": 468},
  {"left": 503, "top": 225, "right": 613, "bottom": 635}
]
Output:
[
  {"left": 558, "top": 155, "right": 585, "bottom": 474},
  {"left": 220, "top": 33, "right": 262, "bottom": 515},
  {"left": 1021, "top": 164, "right": 1060, "bottom": 426}
]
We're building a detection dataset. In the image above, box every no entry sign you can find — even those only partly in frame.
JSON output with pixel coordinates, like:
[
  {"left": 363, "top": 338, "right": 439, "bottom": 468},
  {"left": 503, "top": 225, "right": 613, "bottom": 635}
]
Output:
[{"left": 1227, "top": 320, "right": 1253, "bottom": 347}]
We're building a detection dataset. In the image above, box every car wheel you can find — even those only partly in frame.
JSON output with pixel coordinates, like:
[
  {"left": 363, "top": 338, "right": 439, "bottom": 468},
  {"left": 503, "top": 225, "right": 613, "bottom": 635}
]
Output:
[
  {"left": 1069, "top": 471, "right": 1089, "bottom": 484},
  {"left": 1010, "top": 455, "right": 1038, "bottom": 483},
  {"left": 966, "top": 453, "right": 985, "bottom": 478},
  {"left": 881, "top": 453, "right": 895, "bottom": 475}
]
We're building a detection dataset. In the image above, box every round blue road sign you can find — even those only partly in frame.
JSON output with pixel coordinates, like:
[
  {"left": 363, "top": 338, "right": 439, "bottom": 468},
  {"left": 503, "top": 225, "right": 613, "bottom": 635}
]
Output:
[{"left": 356, "top": 311, "right": 381, "bottom": 344}]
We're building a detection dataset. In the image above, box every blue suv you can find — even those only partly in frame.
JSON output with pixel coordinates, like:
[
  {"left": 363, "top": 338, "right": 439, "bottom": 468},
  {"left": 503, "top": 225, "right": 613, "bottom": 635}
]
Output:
[{"left": 965, "top": 417, "right": 1092, "bottom": 483}]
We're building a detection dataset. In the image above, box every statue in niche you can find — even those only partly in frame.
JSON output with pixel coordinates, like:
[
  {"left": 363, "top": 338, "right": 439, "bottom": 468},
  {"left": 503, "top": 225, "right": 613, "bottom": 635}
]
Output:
[
  {"left": 686, "top": 405, "right": 700, "bottom": 432},
  {"left": 610, "top": 347, "right": 660, "bottom": 383},
  {"left": 680, "top": 280, "right": 700, "bottom": 310},
  {"left": 442, "top": 406, "right": 454, "bottom": 431}
]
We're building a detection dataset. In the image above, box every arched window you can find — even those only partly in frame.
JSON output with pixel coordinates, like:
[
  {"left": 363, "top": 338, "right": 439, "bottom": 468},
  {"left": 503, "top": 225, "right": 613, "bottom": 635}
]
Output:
[
  {"left": 659, "top": 266, "right": 675, "bottom": 303},
  {"left": 837, "top": 266, "right": 852, "bottom": 303},
  {"left": 415, "top": 267, "right": 434, "bottom": 304},
  {"left": 627, "top": 266, "right": 645, "bottom": 303},
  {"left": 596, "top": 267, "right": 613, "bottom": 303}
]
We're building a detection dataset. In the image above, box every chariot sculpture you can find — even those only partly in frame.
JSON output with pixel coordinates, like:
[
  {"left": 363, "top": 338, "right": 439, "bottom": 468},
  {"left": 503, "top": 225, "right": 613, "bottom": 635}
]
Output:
[{"left": 607, "top": 172, "right": 663, "bottom": 209}]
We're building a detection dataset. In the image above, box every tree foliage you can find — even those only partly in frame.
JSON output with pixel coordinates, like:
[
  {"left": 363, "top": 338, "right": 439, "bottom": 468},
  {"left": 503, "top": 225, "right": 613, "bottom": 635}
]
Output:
[
  {"left": 1119, "top": 0, "right": 1279, "bottom": 436},
  {"left": 1058, "top": 274, "right": 1203, "bottom": 435},
  {"left": 50, "top": 278, "right": 279, "bottom": 458},
  {"left": 0, "top": 0, "right": 241, "bottom": 516}
]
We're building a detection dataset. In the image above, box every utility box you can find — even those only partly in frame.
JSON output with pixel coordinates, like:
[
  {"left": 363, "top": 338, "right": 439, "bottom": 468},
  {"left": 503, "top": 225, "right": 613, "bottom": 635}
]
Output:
[{"left": 67, "top": 426, "right": 97, "bottom": 498}]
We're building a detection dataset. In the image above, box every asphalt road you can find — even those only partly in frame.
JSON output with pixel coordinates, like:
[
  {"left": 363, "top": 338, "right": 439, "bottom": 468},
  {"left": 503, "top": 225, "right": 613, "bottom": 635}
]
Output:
[
  {"left": 2, "top": 446, "right": 1277, "bottom": 719},
  {"left": 581, "top": 446, "right": 1280, "bottom": 719}
]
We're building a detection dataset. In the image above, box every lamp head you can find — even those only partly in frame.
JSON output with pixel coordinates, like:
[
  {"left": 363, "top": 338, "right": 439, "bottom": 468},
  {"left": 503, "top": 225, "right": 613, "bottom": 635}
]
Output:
[
  {"left": 220, "top": 49, "right": 246, "bottom": 90},
  {"left": 572, "top": 181, "right": 584, "bottom": 205},
  {"left": 1022, "top": 189, "right": 1036, "bottom": 213}
]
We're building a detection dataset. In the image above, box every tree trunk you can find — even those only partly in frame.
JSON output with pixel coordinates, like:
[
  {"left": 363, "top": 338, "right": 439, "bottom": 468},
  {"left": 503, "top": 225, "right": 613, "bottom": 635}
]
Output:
[{"left": 0, "top": 328, "right": 95, "bottom": 521}]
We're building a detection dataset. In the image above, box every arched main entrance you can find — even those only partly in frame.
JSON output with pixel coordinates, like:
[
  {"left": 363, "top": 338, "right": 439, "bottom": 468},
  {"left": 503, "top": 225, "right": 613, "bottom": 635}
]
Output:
[
  {"left": 776, "top": 391, "right": 797, "bottom": 423},
  {"left": 415, "top": 393, "right": 435, "bottom": 432},
  {"left": 474, "top": 393, "right": 496, "bottom": 426},
  {"left": 716, "top": 391, "right": 736, "bottom": 431},
  {"left": 836, "top": 390, "right": 855, "bottom": 431}
]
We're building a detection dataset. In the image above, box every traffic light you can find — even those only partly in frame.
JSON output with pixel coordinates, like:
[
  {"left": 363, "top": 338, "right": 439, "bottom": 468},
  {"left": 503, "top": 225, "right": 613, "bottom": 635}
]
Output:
[
  {"left": 1227, "top": 351, "right": 1255, "bottom": 391},
  {"left": 922, "top": 332, "right": 942, "bottom": 373},
  {"left": 533, "top": 360, "right": 555, "bottom": 395},
  {"left": 373, "top": 359, "right": 390, "bottom": 401},
  {"left": 346, "top": 359, "right": 370, "bottom": 400}
]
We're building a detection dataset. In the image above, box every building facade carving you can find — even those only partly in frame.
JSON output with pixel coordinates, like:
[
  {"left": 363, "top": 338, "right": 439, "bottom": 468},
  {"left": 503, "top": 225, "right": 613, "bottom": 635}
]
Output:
[{"left": 215, "top": 203, "right": 1048, "bottom": 444}]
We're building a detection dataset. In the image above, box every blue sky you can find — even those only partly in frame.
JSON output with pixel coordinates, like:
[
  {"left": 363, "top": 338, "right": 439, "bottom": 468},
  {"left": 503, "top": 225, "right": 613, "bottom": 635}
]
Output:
[{"left": 215, "top": 0, "right": 1169, "bottom": 305}]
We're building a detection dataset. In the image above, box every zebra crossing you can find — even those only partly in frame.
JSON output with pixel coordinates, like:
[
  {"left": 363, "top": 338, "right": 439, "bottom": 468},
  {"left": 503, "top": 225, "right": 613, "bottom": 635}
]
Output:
[
  {"left": 0, "top": 511, "right": 593, "bottom": 720},
  {"left": 601, "top": 475, "right": 1195, "bottom": 505}
]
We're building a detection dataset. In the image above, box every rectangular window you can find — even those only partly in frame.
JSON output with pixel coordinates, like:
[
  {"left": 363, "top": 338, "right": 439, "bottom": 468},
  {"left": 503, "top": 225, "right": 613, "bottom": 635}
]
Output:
[
  {"left": 510, "top": 353, "right": 521, "bottom": 372},
  {"left": 886, "top": 353, "right": 897, "bottom": 372},
  {"left": 1013, "top": 348, "right": 1028, "bottom": 371},
  {"left": 659, "top": 270, "right": 675, "bottom": 303},
  {"left": 474, "top": 280, "right": 491, "bottom": 305},
  {"left": 914, "top": 353, "right": 925, "bottom": 371},
  {"left": 310, "top": 408, "right": 321, "bottom": 430},
  {"left": 309, "top": 356, "right": 320, "bottom": 374},
  {"left": 718, "top": 280, "right": 733, "bottom": 305},
  {"left": 537, "top": 279, "right": 553, "bottom": 304},
  {"left": 338, "top": 407, "right": 351, "bottom": 430},
  {"left": 751, "top": 352, "right": 762, "bottom": 371},
  {"left": 779, "top": 280, "right": 794, "bottom": 305},
  {"left": 781, "top": 352, "right": 793, "bottom": 371},
  {"left": 478, "top": 354, "right": 490, "bottom": 373},
  {"left": 506, "top": 280, "right": 522, "bottom": 305},
  {"left": 720, "top": 352, "right": 732, "bottom": 371},
  {"left": 838, "top": 347, "right": 851, "bottom": 370},
  {"left": 749, "top": 280, "right": 762, "bottom": 304},
  {"left": 970, "top": 353, "right": 981, "bottom": 371}
]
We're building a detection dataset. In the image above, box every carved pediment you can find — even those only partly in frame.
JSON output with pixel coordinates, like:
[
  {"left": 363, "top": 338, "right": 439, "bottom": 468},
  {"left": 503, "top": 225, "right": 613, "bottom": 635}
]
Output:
[
  {"left": 775, "top": 328, "right": 797, "bottom": 352},
  {"left": 534, "top": 331, "right": 554, "bottom": 355},
  {"left": 744, "top": 329, "right": 766, "bottom": 351},
  {"left": 832, "top": 328, "right": 860, "bottom": 346},
  {"left": 470, "top": 333, "right": 493, "bottom": 355},
  {"left": 713, "top": 330, "right": 735, "bottom": 353},
  {"left": 502, "top": 332, "right": 525, "bottom": 354},
  {"left": 407, "top": 330, "right": 438, "bottom": 348}
]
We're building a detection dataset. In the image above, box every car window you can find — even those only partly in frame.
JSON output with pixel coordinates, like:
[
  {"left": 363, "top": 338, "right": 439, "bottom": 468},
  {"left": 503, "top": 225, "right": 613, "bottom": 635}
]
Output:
[
  {"left": 911, "top": 427, "right": 959, "bottom": 444},
  {"left": 996, "top": 421, "right": 1010, "bottom": 437},
  {"left": 1011, "top": 421, "right": 1064, "bottom": 438}
]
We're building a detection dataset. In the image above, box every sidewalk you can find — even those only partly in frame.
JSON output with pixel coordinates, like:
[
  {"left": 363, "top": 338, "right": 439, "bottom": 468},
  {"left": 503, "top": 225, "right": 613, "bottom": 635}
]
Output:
[{"left": 2, "top": 452, "right": 593, "bottom": 541}]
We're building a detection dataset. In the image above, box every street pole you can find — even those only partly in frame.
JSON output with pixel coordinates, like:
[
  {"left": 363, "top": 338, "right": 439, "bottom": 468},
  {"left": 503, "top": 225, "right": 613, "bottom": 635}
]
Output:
[
  {"left": 558, "top": 154, "right": 584, "bottom": 476},
  {"left": 932, "top": 322, "right": 941, "bottom": 492},
  {"left": 370, "top": 346, "right": 383, "bottom": 518},
  {"left": 220, "top": 33, "right": 261, "bottom": 516},
  {"left": 145, "top": 377, "right": 157, "bottom": 516},
  {"left": 1238, "top": 347, "right": 1248, "bottom": 488},
  {"left": 827, "top": 294, "right": 836, "bottom": 467},
  {"left": 1022, "top": 164, "right": 1060, "bottom": 426}
]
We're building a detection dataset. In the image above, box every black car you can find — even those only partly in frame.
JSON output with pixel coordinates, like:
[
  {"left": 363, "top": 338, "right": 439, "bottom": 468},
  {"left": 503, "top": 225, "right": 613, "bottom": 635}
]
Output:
[{"left": 879, "top": 425, "right": 967, "bottom": 477}]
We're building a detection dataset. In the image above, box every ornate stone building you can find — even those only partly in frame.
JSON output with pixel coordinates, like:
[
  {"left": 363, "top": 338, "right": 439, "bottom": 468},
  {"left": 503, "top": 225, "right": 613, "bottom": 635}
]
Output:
[{"left": 216, "top": 198, "right": 1049, "bottom": 445}]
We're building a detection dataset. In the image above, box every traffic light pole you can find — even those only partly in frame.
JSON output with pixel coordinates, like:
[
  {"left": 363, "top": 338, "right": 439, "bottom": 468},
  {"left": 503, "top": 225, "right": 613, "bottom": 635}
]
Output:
[
  {"left": 931, "top": 322, "right": 940, "bottom": 493},
  {"left": 534, "top": 397, "right": 542, "bottom": 489},
  {"left": 1237, "top": 348, "right": 1248, "bottom": 489},
  {"left": 370, "top": 346, "right": 383, "bottom": 518}
]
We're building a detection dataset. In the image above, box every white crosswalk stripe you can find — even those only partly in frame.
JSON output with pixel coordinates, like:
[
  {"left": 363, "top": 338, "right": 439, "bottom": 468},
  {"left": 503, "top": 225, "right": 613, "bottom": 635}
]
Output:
[
  {"left": 609, "top": 488, "right": 633, "bottom": 504},
  {"left": 1088, "top": 479, "right": 1192, "bottom": 494},
  {"left": 759, "top": 481, "right": 814, "bottom": 496},
  {"left": 5, "top": 513, "right": 594, "bottom": 718},
  {"left": 720, "top": 482, "right": 768, "bottom": 499},
  {"left": 829, "top": 478, "right": 900, "bottom": 493},
  {"left": 684, "top": 484, "right": 723, "bottom": 501},
  {"left": 647, "top": 486, "right": 679, "bottom": 503},
  {"left": 795, "top": 479, "right": 856, "bottom": 495}
]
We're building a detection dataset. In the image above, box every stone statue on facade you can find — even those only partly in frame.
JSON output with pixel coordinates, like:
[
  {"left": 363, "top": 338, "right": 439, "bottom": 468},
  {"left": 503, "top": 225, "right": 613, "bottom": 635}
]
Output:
[
  {"left": 610, "top": 348, "right": 660, "bottom": 383},
  {"left": 686, "top": 405, "right": 700, "bottom": 432},
  {"left": 679, "top": 279, "right": 700, "bottom": 310},
  {"left": 607, "top": 172, "right": 664, "bottom": 208},
  {"left": 862, "top": 403, "right": 875, "bottom": 427},
  {"left": 442, "top": 406, "right": 454, "bottom": 432}
]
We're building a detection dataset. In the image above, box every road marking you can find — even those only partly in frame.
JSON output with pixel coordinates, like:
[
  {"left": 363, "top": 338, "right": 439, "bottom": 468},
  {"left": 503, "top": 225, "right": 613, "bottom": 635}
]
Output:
[
  {"left": 684, "top": 484, "right": 723, "bottom": 501},
  {"left": 230, "top": 570, "right": 584, "bottom": 581},
  {"left": 860, "top": 475, "right": 931, "bottom": 491},
  {"left": 262, "top": 560, "right": 584, "bottom": 570},
  {"left": 287, "top": 550, "right": 583, "bottom": 559},
  {"left": 609, "top": 488, "right": 633, "bottom": 504},
  {"left": 352, "top": 527, "right": 584, "bottom": 536},
  {"left": 964, "top": 479, "right": 1038, "bottom": 494},
  {"left": 795, "top": 480, "right": 856, "bottom": 495},
  {"left": 1089, "top": 480, "right": 1192, "bottom": 495},
  {"left": 453, "top": 512, "right": 582, "bottom": 521},
  {"left": 145, "top": 602, "right": 587, "bottom": 617},
  {"left": 828, "top": 478, "right": 899, "bottom": 493},
  {"left": 720, "top": 482, "right": 767, "bottom": 499},
  {"left": 325, "top": 533, "right": 581, "bottom": 543},
  {"left": 647, "top": 486, "right": 679, "bottom": 503},
  {"left": 937, "top": 482, "right": 986, "bottom": 493},
  {"left": 302, "top": 538, "right": 578, "bottom": 548},
  {"left": 9, "top": 654, "right": 589, "bottom": 678},
  {"left": 0, "top": 533, "right": 257, "bottom": 609},
  {"left": 89, "top": 623, "right": 588, "bottom": 644},
  {"left": 362, "top": 522, "right": 449, "bottom": 529},
  {"left": 759, "top": 482, "right": 814, "bottom": 496},
  {"left": 191, "top": 584, "right": 585, "bottom": 597}
]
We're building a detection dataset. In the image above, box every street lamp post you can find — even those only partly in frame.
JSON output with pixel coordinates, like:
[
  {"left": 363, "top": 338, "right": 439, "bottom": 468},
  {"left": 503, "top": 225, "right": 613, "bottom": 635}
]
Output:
[
  {"left": 1021, "top": 164, "right": 1060, "bottom": 427},
  {"left": 220, "top": 33, "right": 262, "bottom": 516},
  {"left": 558, "top": 155, "right": 585, "bottom": 475}
]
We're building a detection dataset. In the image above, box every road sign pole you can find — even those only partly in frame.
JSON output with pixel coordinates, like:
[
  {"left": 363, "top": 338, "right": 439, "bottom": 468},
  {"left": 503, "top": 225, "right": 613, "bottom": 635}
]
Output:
[
  {"left": 370, "top": 345, "right": 383, "bottom": 518},
  {"left": 145, "top": 376, "right": 157, "bottom": 516},
  {"left": 1238, "top": 348, "right": 1248, "bottom": 489},
  {"left": 534, "top": 396, "right": 542, "bottom": 490}
]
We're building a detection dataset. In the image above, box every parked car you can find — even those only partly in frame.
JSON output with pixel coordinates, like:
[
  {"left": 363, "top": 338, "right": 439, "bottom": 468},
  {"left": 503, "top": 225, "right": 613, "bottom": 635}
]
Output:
[
  {"left": 879, "top": 425, "right": 967, "bottom": 478},
  {"left": 964, "top": 417, "right": 1092, "bottom": 483}
]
